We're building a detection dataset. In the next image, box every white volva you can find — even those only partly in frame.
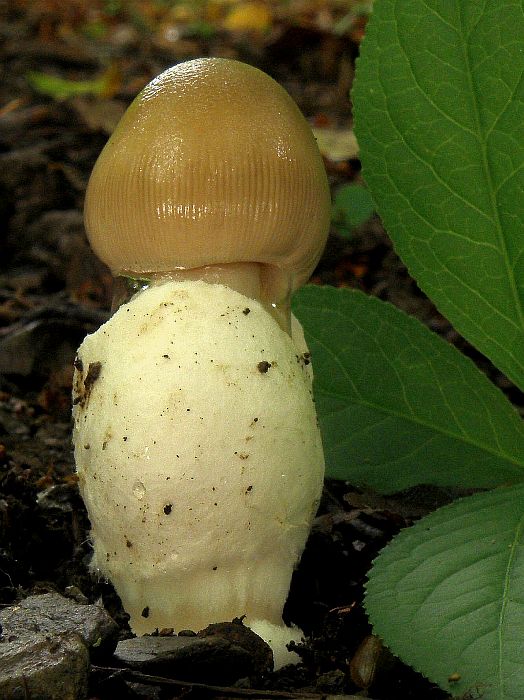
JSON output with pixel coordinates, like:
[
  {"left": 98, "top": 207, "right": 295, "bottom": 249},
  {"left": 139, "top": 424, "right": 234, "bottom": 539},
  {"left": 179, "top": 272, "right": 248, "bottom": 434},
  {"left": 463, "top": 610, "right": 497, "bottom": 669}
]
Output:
[{"left": 73, "top": 279, "right": 324, "bottom": 665}]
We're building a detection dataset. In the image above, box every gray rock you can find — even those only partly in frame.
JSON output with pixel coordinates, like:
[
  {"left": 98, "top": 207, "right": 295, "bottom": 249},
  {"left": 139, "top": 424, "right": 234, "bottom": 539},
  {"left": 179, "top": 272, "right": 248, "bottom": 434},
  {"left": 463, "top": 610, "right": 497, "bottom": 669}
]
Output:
[
  {"left": 115, "top": 620, "right": 272, "bottom": 685},
  {"left": 0, "top": 591, "right": 119, "bottom": 650},
  {"left": 0, "top": 592, "right": 119, "bottom": 700},
  {"left": 0, "top": 632, "right": 89, "bottom": 700}
]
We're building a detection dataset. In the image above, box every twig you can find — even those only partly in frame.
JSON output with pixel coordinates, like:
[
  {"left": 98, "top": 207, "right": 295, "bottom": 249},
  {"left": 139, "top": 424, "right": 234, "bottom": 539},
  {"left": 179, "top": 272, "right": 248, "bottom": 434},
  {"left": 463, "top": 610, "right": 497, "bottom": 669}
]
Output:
[{"left": 90, "top": 665, "right": 371, "bottom": 700}]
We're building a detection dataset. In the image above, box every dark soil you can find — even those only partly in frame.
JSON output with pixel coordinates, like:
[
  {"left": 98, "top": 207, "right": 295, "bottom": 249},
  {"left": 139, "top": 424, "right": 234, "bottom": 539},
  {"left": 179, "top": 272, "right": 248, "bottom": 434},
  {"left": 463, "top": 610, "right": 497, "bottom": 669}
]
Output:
[{"left": 1, "top": 3, "right": 509, "bottom": 699}]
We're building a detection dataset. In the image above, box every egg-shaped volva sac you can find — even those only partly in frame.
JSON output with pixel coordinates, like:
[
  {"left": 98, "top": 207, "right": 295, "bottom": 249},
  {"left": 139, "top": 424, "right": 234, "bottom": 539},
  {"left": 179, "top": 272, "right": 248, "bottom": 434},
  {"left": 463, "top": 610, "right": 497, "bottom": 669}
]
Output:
[{"left": 73, "top": 280, "right": 324, "bottom": 665}]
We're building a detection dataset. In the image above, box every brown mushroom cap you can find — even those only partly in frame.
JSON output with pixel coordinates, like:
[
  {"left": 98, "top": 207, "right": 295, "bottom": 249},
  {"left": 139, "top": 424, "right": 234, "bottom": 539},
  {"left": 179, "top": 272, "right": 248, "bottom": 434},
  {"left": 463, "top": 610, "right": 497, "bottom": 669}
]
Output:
[{"left": 84, "top": 58, "right": 330, "bottom": 292}]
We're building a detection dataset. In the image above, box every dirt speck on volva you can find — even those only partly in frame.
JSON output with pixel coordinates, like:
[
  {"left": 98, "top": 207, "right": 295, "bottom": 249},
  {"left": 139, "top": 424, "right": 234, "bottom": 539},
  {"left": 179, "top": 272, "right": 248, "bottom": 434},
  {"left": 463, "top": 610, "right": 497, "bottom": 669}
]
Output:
[{"left": 73, "top": 360, "right": 102, "bottom": 408}]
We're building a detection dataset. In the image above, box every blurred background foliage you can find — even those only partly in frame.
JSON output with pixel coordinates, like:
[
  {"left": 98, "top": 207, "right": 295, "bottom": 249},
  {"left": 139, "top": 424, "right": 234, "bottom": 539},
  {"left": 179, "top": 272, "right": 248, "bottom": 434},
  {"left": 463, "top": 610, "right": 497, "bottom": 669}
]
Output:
[{"left": 10, "top": 0, "right": 372, "bottom": 46}]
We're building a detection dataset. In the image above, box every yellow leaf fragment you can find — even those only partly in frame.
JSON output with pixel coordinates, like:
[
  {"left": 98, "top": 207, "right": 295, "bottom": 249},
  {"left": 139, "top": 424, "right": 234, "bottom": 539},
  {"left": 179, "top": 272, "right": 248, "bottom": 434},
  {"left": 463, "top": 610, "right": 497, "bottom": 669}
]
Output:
[
  {"left": 223, "top": 2, "right": 272, "bottom": 32},
  {"left": 312, "top": 127, "right": 359, "bottom": 161}
]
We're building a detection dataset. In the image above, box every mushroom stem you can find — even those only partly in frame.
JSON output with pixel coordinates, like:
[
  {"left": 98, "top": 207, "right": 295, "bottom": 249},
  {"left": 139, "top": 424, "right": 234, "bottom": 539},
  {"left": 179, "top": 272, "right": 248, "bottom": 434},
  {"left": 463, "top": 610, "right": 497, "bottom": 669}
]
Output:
[{"left": 118, "top": 262, "right": 293, "bottom": 333}]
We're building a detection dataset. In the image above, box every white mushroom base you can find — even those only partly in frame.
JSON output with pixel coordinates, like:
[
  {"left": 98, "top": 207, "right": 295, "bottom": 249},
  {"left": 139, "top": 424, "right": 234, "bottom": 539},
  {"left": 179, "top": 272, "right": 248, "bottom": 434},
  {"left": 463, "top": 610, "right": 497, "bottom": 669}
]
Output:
[{"left": 73, "top": 279, "right": 324, "bottom": 666}]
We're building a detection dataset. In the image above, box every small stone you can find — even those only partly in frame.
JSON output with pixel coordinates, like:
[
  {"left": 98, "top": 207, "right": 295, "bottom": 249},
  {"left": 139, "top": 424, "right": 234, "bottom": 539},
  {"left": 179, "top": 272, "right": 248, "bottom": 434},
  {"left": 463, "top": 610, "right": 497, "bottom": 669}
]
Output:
[
  {"left": 115, "top": 619, "right": 272, "bottom": 684},
  {"left": 198, "top": 619, "right": 273, "bottom": 675},
  {"left": 0, "top": 592, "right": 119, "bottom": 699},
  {"left": 2, "top": 592, "right": 119, "bottom": 651},
  {"left": 0, "top": 631, "right": 88, "bottom": 700}
]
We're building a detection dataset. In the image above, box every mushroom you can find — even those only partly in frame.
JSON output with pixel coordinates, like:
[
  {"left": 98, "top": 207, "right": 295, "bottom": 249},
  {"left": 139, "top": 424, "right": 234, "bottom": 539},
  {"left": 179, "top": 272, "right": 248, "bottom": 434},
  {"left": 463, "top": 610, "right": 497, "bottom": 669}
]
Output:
[{"left": 73, "top": 58, "right": 330, "bottom": 667}]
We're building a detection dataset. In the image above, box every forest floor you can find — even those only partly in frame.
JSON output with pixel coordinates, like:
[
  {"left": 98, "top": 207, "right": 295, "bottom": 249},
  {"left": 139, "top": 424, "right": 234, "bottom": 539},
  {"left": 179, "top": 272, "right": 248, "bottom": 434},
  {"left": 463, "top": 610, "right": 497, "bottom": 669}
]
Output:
[{"left": 0, "top": 2, "right": 498, "bottom": 698}]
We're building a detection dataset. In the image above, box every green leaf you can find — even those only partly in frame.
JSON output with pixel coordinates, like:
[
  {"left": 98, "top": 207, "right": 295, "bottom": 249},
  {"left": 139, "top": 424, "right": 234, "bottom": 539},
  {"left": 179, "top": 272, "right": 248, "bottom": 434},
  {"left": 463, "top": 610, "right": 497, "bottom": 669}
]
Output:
[
  {"left": 332, "top": 184, "right": 376, "bottom": 237},
  {"left": 352, "top": 0, "right": 524, "bottom": 392},
  {"left": 365, "top": 484, "right": 524, "bottom": 699},
  {"left": 292, "top": 286, "right": 524, "bottom": 491},
  {"left": 26, "top": 71, "right": 110, "bottom": 101}
]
